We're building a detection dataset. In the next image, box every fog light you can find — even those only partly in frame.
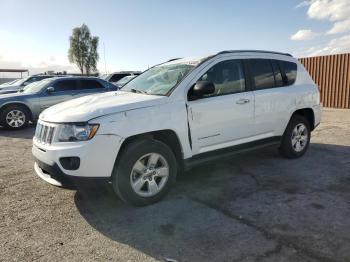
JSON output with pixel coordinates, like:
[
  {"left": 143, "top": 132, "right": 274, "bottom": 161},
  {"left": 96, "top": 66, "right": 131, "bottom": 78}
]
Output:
[{"left": 60, "top": 157, "right": 80, "bottom": 170}]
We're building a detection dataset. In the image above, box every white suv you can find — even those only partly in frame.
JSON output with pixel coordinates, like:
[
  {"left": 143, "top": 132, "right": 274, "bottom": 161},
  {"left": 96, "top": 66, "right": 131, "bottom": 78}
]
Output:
[{"left": 32, "top": 50, "right": 321, "bottom": 206}]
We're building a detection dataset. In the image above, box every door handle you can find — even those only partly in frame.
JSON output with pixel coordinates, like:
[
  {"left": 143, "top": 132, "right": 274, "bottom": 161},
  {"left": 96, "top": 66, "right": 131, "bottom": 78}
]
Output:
[{"left": 236, "top": 98, "right": 250, "bottom": 104}]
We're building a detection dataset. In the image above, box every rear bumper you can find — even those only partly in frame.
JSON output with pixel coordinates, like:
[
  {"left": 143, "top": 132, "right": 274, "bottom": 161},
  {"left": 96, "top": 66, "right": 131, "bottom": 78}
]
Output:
[{"left": 313, "top": 104, "right": 322, "bottom": 129}]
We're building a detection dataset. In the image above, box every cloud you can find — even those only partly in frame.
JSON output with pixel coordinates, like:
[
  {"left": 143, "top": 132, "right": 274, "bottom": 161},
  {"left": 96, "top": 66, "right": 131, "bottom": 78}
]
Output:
[
  {"left": 294, "top": 0, "right": 350, "bottom": 34},
  {"left": 310, "top": 34, "right": 350, "bottom": 56},
  {"left": 305, "top": 0, "right": 350, "bottom": 35},
  {"left": 0, "top": 29, "right": 79, "bottom": 77},
  {"left": 327, "top": 19, "right": 350, "bottom": 34},
  {"left": 298, "top": 34, "right": 350, "bottom": 57},
  {"left": 307, "top": 0, "right": 350, "bottom": 21},
  {"left": 293, "top": 0, "right": 350, "bottom": 56},
  {"left": 0, "top": 54, "right": 76, "bottom": 77},
  {"left": 291, "top": 29, "right": 320, "bottom": 40},
  {"left": 295, "top": 1, "right": 312, "bottom": 9}
]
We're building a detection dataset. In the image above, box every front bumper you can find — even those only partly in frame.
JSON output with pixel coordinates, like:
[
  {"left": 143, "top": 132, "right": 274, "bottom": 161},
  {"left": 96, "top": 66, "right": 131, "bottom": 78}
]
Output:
[
  {"left": 33, "top": 156, "right": 109, "bottom": 187},
  {"left": 32, "top": 134, "right": 123, "bottom": 187}
]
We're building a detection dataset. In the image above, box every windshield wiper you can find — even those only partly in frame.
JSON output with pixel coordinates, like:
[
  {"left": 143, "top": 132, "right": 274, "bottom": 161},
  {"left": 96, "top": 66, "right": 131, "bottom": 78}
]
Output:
[{"left": 130, "top": 88, "right": 148, "bottom": 94}]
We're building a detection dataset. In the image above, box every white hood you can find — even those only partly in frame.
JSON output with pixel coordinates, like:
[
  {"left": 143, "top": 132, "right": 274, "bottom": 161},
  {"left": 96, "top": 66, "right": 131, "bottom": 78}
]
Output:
[{"left": 40, "top": 91, "right": 167, "bottom": 123}]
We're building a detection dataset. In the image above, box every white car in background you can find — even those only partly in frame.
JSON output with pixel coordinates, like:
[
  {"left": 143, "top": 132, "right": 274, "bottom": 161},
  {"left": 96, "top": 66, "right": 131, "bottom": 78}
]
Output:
[
  {"left": 101, "top": 71, "right": 141, "bottom": 83},
  {"left": 0, "top": 79, "right": 20, "bottom": 86},
  {"left": 33, "top": 50, "right": 321, "bottom": 206},
  {"left": 112, "top": 75, "right": 137, "bottom": 89}
]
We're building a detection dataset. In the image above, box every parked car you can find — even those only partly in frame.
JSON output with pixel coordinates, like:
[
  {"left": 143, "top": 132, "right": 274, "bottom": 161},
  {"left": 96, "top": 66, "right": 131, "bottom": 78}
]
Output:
[
  {"left": 0, "top": 75, "right": 63, "bottom": 94},
  {"left": 100, "top": 71, "right": 141, "bottom": 83},
  {"left": 0, "top": 79, "right": 20, "bottom": 86},
  {"left": 113, "top": 75, "right": 137, "bottom": 89},
  {"left": 0, "top": 77, "right": 116, "bottom": 129},
  {"left": 32, "top": 50, "right": 321, "bottom": 206}
]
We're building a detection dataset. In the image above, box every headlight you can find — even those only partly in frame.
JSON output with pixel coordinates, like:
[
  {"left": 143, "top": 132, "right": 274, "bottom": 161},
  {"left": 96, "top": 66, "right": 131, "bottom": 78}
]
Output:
[{"left": 58, "top": 123, "right": 99, "bottom": 142}]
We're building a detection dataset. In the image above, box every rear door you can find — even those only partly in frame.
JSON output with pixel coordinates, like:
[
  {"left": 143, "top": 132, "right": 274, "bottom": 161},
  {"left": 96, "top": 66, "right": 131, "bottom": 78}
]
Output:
[
  {"left": 39, "top": 79, "right": 79, "bottom": 110},
  {"left": 250, "top": 59, "right": 296, "bottom": 137}
]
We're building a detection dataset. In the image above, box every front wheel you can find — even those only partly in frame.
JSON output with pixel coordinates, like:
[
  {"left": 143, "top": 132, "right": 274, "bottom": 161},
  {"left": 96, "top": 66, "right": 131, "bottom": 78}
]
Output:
[
  {"left": 0, "top": 105, "right": 30, "bottom": 130},
  {"left": 279, "top": 114, "right": 311, "bottom": 158},
  {"left": 112, "top": 139, "right": 177, "bottom": 206}
]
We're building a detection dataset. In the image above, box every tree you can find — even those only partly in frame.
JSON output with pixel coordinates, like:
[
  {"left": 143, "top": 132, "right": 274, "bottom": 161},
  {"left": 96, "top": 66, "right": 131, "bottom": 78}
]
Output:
[{"left": 68, "top": 24, "right": 99, "bottom": 75}]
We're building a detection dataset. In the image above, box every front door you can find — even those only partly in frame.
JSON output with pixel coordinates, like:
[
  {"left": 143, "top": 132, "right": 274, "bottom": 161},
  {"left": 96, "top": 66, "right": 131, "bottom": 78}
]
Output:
[
  {"left": 39, "top": 79, "right": 79, "bottom": 111},
  {"left": 187, "top": 59, "right": 255, "bottom": 155}
]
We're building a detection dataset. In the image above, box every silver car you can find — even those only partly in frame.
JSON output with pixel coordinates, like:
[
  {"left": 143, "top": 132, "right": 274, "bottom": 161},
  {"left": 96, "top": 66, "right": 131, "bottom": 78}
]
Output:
[
  {"left": 0, "top": 77, "right": 116, "bottom": 129},
  {"left": 0, "top": 75, "right": 59, "bottom": 94}
]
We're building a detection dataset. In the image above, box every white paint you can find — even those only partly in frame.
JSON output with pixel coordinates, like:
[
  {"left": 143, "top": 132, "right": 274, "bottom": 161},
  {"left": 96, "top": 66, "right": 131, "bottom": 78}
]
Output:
[{"left": 33, "top": 51, "right": 321, "bottom": 181}]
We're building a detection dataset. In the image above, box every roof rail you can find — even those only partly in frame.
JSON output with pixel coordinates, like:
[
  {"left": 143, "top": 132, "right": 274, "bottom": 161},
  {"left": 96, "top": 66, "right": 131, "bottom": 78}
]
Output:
[
  {"left": 217, "top": 50, "right": 292, "bottom": 57},
  {"left": 167, "top": 58, "right": 183, "bottom": 62}
]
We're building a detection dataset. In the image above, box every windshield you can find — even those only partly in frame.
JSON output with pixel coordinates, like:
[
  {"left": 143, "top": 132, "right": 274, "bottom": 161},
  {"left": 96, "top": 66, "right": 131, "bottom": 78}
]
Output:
[
  {"left": 0, "top": 79, "right": 19, "bottom": 86},
  {"left": 100, "top": 74, "right": 110, "bottom": 80},
  {"left": 116, "top": 75, "right": 136, "bottom": 86},
  {"left": 14, "top": 77, "right": 30, "bottom": 86},
  {"left": 122, "top": 63, "right": 195, "bottom": 96},
  {"left": 22, "top": 78, "right": 53, "bottom": 94}
]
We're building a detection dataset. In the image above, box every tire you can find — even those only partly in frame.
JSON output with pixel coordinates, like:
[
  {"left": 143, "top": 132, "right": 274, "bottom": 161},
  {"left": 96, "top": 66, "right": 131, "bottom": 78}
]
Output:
[
  {"left": 111, "top": 139, "right": 177, "bottom": 206},
  {"left": 279, "top": 114, "right": 311, "bottom": 158},
  {"left": 0, "top": 105, "right": 30, "bottom": 130}
]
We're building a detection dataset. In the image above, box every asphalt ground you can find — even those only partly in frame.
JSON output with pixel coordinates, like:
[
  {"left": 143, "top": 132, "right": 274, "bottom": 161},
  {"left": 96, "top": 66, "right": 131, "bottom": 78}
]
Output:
[{"left": 1, "top": 108, "right": 349, "bottom": 262}]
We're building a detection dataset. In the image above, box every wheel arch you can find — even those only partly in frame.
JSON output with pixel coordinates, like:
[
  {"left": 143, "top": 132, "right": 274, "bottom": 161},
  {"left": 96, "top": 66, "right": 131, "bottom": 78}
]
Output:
[
  {"left": 116, "top": 129, "right": 184, "bottom": 171},
  {"left": 291, "top": 108, "right": 315, "bottom": 130},
  {"left": 0, "top": 102, "right": 33, "bottom": 121}
]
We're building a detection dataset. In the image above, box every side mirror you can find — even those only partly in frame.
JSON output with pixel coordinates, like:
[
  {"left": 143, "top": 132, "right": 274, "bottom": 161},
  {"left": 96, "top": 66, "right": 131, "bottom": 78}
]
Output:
[
  {"left": 46, "top": 86, "right": 55, "bottom": 93},
  {"left": 192, "top": 81, "right": 215, "bottom": 98},
  {"left": 22, "top": 82, "right": 29, "bottom": 86}
]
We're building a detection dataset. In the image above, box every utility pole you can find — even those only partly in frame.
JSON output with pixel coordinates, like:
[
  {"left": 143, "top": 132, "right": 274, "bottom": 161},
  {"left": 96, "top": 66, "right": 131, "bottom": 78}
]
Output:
[{"left": 103, "top": 42, "right": 107, "bottom": 74}]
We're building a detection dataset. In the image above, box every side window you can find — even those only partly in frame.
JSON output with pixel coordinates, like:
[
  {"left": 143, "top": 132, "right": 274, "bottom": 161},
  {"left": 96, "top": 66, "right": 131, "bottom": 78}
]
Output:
[
  {"left": 271, "top": 60, "right": 284, "bottom": 87},
  {"left": 80, "top": 80, "right": 104, "bottom": 89},
  {"left": 53, "top": 80, "right": 79, "bottom": 92},
  {"left": 27, "top": 77, "right": 37, "bottom": 83},
  {"left": 196, "top": 59, "right": 246, "bottom": 97},
  {"left": 250, "top": 59, "right": 275, "bottom": 90},
  {"left": 110, "top": 74, "right": 128, "bottom": 82},
  {"left": 38, "top": 76, "right": 51, "bottom": 81},
  {"left": 279, "top": 61, "right": 297, "bottom": 85}
]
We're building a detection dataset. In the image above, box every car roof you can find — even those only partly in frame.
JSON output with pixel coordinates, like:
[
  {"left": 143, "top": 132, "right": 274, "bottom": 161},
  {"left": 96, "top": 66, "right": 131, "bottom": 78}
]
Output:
[
  {"left": 217, "top": 50, "right": 292, "bottom": 57},
  {"left": 50, "top": 76, "right": 104, "bottom": 81},
  {"left": 109, "top": 71, "right": 142, "bottom": 74},
  {"left": 161, "top": 50, "right": 294, "bottom": 67}
]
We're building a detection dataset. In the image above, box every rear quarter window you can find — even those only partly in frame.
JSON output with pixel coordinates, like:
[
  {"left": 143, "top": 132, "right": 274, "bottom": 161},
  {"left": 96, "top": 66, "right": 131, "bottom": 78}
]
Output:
[
  {"left": 79, "top": 80, "right": 105, "bottom": 89},
  {"left": 279, "top": 61, "right": 297, "bottom": 86}
]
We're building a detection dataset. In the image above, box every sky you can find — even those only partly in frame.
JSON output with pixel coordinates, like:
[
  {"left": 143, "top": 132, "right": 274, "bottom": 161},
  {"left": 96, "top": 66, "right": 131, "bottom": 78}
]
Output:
[{"left": 0, "top": 0, "right": 350, "bottom": 76}]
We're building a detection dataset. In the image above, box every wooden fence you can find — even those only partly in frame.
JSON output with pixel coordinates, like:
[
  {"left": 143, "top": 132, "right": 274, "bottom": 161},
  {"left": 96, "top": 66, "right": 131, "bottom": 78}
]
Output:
[{"left": 299, "top": 53, "right": 350, "bottom": 109}]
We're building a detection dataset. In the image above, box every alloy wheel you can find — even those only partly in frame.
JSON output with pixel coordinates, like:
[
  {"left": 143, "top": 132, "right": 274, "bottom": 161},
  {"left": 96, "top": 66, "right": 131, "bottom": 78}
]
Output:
[
  {"left": 130, "top": 153, "right": 169, "bottom": 197},
  {"left": 6, "top": 110, "right": 26, "bottom": 128},
  {"left": 291, "top": 123, "right": 308, "bottom": 152}
]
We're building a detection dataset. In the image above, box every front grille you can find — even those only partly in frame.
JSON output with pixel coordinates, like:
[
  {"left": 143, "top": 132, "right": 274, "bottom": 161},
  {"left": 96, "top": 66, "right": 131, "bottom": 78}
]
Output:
[{"left": 35, "top": 122, "right": 55, "bottom": 144}]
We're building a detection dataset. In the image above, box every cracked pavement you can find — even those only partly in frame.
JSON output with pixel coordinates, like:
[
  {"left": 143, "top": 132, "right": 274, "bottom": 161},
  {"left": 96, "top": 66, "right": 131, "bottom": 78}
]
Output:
[{"left": 0, "top": 108, "right": 350, "bottom": 261}]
